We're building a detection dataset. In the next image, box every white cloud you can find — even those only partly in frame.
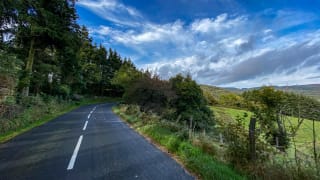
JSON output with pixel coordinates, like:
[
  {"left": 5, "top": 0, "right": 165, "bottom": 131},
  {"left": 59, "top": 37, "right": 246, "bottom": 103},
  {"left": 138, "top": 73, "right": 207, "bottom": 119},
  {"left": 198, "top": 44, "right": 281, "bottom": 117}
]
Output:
[
  {"left": 120, "top": 21, "right": 186, "bottom": 44},
  {"left": 223, "top": 65, "right": 320, "bottom": 88},
  {"left": 77, "top": 0, "right": 143, "bottom": 26},
  {"left": 263, "top": 29, "right": 272, "bottom": 34},
  {"left": 81, "top": 4, "right": 320, "bottom": 88},
  {"left": 191, "top": 13, "right": 247, "bottom": 33},
  {"left": 143, "top": 30, "right": 320, "bottom": 88}
]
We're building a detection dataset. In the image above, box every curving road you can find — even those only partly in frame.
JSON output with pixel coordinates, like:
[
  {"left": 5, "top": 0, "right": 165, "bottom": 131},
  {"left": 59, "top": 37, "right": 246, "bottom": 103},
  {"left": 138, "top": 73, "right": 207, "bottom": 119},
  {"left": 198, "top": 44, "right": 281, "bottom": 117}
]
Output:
[{"left": 0, "top": 103, "right": 194, "bottom": 180}]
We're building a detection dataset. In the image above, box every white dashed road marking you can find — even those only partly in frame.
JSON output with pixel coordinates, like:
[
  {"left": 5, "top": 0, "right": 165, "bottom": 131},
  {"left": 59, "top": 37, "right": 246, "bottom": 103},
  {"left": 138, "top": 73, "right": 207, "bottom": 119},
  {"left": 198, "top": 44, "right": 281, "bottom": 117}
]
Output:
[
  {"left": 67, "top": 135, "right": 83, "bottom": 170},
  {"left": 83, "top": 121, "right": 88, "bottom": 131},
  {"left": 67, "top": 106, "right": 98, "bottom": 170}
]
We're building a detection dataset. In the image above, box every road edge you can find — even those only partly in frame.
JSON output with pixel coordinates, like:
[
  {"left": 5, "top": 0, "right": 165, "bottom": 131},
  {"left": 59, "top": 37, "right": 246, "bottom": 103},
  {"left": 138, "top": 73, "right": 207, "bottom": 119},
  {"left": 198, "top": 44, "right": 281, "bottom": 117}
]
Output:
[
  {"left": 112, "top": 106, "right": 199, "bottom": 180},
  {"left": 0, "top": 98, "right": 119, "bottom": 144}
]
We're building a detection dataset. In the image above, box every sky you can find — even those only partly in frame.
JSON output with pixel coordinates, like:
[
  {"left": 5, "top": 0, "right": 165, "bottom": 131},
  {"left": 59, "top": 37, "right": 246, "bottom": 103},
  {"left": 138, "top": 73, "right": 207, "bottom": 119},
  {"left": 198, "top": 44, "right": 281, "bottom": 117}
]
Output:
[{"left": 75, "top": 0, "right": 320, "bottom": 88}]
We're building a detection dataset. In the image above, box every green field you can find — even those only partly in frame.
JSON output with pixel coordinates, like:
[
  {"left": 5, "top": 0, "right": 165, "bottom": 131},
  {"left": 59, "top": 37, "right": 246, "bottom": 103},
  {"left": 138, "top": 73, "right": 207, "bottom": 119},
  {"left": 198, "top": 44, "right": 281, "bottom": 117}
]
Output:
[{"left": 211, "top": 106, "right": 320, "bottom": 157}]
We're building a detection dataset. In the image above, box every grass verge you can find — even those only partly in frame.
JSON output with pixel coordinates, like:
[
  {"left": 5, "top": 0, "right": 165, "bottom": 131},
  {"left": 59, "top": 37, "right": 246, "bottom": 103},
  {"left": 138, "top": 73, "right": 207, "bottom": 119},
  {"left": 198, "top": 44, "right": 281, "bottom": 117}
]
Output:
[
  {"left": 113, "top": 105, "right": 246, "bottom": 180},
  {"left": 0, "top": 97, "right": 120, "bottom": 143}
]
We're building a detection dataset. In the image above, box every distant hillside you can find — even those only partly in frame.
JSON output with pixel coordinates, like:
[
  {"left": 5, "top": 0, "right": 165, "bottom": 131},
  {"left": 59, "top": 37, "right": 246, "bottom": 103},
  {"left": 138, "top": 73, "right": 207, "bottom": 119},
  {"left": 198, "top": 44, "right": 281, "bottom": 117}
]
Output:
[
  {"left": 225, "top": 84, "right": 320, "bottom": 101},
  {"left": 200, "top": 85, "right": 238, "bottom": 99}
]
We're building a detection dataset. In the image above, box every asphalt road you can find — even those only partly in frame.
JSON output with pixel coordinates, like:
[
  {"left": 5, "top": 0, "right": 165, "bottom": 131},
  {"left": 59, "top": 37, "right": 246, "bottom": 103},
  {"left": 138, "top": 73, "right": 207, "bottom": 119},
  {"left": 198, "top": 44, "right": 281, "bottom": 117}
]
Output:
[{"left": 0, "top": 103, "right": 194, "bottom": 180}]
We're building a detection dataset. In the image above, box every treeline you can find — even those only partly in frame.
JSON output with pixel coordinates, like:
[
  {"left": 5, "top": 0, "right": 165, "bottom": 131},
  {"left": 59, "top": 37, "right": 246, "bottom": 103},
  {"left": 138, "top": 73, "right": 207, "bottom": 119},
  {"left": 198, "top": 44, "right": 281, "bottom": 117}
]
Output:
[
  {"left": 0, "top": 1, "right": 214, "bottom": 133},
  {"left": 203, "top": 86, "right": 320, "bottom": 121},
  {"left": 112, "top": 64, "right": 214, "bottom": 130},
  {"left": 0, "top": 0, "right": 129, "bottom": 103},
  {"left": 243, "top": 87, "right": 320, "bottom": 121}
]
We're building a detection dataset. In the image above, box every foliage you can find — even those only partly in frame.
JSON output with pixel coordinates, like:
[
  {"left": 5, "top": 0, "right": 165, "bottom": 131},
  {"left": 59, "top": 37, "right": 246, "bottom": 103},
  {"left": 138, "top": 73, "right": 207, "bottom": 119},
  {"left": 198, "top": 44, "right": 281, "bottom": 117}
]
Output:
[
  {"left": 111, "top": 59, "right": 141, "bottom": 95},
  {"left": 0, "top": 96, "right": 118, "bottom": 143},
  {"left": 170, "top": 74, "right": 215, "bottom": 130},
  {"left": 218, "top": 113, "right": 274, "bottom": 168},
  {"left": 0, "top": 0, "right": 125, "bottom": 134},
  {"left": 202, "top": 90, "right": 219, "bottom": 105},
  {"left": 219, "top": 93, "right": 246, "bottom": 108},
  {"left": 0, "top": 50, "right": 23, "bottom": 103},
  {"left": 0, "top": 50, "right": 23, "bottom": 77},
  {"left": 243, "top": 87, "right": 290, "bottom": 150},
  {"left": 200, "top": 85, "right": 245, "bottom": 108},
  {"left": 0, "top": 1, "right": 127, "bottom": 98},
  {"left": 124, "top": 72, "right": 174, "bottom": 113},
  {"left": 282, "top": 92, "right": 320, "bottom": 121},
  {"left": 114, "top": 105, "right": 246, "bottom": 180},
  {"left": 212, "top": 106, "right": 320, "bottom": 159},
  {"left": 113, "top": 72, "right": 215, "bottom": 131},
  {"left": 113, "top": 86, "right": 320, "bottom": 179},
  {"left": 223, "top": 115, "right": 250, "bottom": 166}
]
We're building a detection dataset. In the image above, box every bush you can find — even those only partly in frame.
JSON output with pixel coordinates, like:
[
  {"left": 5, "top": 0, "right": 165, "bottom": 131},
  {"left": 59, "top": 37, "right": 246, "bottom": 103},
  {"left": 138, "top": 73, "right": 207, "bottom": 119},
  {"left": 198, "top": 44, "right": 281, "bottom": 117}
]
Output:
[
  {"left": 203, "top": 91, "right": 219, "bottom": 105},
  {"left": 125, "top": 104, "right": 141, "bottom": 115},
  {"left": 220, "top": 93, "right": 246, "bottom": 108},
  {"left": 114, "top": 104, "right": 246, "bottom": 180},
  {"left": 223, "top": 117, "right": 250, "bottom": 166},
  {"left": 248, "top": 162, "right": 319, "bottom": 180},
  {"left": 19, "top": 95, "right": 45, "bottom": 107},
  {"left": 71, "top": 94, "right": 83, "bottom": 101},
  {"left": 0, "top": 104, "right": 23, "bottom": 120},
  {"left": 115, "top": 71, "right": 215, "bottom": 131},
  {"left": 57, "top": 84, "right": 71, "bottom": 98},
  {"left": 0, "top": 95, "right": 72, "bottom": 137},
  {"left": 169, "top": 74, "right": 215, "bottom": 131},
  {"left": 124, "top": 72, "right": 174, "bottom": 114}
]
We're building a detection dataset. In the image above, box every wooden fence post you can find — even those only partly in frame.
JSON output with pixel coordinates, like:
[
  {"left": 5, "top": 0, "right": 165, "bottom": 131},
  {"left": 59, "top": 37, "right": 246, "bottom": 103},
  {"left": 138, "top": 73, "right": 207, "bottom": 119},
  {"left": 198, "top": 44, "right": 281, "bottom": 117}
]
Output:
[{"left": 249, "top": 117, "right": 257, "bottom": 162}]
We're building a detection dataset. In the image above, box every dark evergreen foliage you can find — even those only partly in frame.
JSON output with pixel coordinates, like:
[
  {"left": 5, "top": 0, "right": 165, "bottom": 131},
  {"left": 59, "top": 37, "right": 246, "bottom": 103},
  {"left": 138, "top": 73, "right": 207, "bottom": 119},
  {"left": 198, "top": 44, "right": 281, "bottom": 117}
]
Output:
[{"left": 0, "top": 1, "right": 128, "bottom": 99}]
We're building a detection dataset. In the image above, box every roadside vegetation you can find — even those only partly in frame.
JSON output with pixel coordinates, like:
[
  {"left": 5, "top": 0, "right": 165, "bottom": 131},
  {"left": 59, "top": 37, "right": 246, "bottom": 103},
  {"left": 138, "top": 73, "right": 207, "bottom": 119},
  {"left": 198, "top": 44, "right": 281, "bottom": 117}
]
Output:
[
  {"left": 0, "top": 1, "right": 125, "bottom": 141},
  {"left": 212, "top": 106, "right": 320, "bottom": 154},
  {"left": 0, "top": 96, "right": 119, "bottom": 143},
  {"left": 114, "top": 71, "right": 320, "bottom": 179},
  {"left": 206, "top": 86, "right": 320, "bottom": 179},
  {"left": 113, "top": 105, "right": 246, "bottom": 180},
  {"left": 1, "top": 1, "right": 320, "bottom": 180}
]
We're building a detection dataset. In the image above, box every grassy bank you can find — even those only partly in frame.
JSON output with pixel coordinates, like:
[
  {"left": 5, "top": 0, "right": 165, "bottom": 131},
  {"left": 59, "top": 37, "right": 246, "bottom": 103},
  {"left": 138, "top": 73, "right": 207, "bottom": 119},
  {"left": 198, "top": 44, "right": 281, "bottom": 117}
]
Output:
[
  {"left": 0, "top": 96, "right": 120, "bottom": 143},
  {"left": 113, "top": 105, "right": 246, "bottom": 180}
]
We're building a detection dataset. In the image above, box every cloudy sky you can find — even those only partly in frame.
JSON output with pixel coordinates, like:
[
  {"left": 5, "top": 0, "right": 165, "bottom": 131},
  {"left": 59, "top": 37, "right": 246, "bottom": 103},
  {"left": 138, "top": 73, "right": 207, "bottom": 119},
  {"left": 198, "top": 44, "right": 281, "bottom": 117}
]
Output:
[{"left": 76, "top": 0, "right": 320, "bottom": 88}]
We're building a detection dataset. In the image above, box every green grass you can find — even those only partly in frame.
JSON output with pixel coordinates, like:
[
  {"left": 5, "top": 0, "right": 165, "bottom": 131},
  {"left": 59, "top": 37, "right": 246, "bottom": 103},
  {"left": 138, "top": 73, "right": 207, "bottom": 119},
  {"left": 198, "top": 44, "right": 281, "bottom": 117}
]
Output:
[
  {"left": 212, "top": 106, "right": 252, "bottom": 126},
  {"left": 0, "top": 104, "right": 76, "bottom": 143},
  {"left": 211, "top": 106, "right": 320, "bottom": 156},
  {"left": 113, "top": 106, "right": 247, "bottom": 180},
  {"left": 0, "top": 97, "right": 121, "bottom": 143}
]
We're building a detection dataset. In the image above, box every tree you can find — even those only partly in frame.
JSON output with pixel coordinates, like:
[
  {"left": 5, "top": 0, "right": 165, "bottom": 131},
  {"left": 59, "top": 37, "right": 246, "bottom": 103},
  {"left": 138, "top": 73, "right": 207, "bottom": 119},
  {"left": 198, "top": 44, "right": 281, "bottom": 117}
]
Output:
[
  {"left": 15, "top": 0, "right": 78, "bottom": 96},
  {"left": 0, "top": 0, "right": 134, "bottom": 100},
  {"left": 111, "top": 60, "right": 141, "bottom": 91},
  {"left": 169, "top": 74, "right": 214, "bottom": 130},
  {"left": 123, "top": 71, "right": 174, "bottom": 113},
  {"left": 0, "top": 50, "right": 22, "bottom": 103},
  {"left": 243, "top": 87, "right": 289, "bottom": 151}
]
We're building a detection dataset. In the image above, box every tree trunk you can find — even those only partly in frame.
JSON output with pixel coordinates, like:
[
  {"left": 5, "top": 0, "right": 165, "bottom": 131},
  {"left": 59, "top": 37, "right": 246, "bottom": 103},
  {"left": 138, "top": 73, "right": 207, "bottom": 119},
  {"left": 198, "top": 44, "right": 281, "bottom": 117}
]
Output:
[
  {"left": 22, "top": 38, "right": 36, "bottom": 96},
  {"left": 249, "top": 117, "right": 257, "bottom": 162}
]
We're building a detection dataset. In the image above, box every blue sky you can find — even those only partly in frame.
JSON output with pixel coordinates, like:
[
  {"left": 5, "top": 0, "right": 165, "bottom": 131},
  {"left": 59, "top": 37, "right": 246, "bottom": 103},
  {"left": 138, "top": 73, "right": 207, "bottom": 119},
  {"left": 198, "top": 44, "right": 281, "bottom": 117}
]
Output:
[{"left": 76, "top": 0, "right": 320, "bottom": 88}]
